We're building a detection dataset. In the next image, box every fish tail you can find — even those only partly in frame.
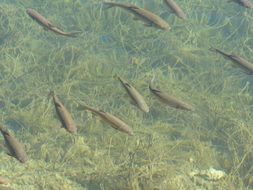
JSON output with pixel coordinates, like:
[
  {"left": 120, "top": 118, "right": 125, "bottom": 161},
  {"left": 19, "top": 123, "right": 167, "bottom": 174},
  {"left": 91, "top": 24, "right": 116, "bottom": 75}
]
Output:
[
  {"left": 149, "top": 73, "right": 156, "bottom": 90},
  {"left": 0, "top": 126, "right": 8, "bottom": 135},
  {"left": 47, "top": 90, "right": 55, "bottom": 99},
  {"left": 208, "top": 46, "right": 217, "bottom": 53},
  {"left": 77, "top": 104, "right": 99, "bottom": 114},
  {"left": 67, "top": 31, "right": 82, "bottom": 38},
  {"left": 102, "top": 1, "right": 118, "bottom": 9}
]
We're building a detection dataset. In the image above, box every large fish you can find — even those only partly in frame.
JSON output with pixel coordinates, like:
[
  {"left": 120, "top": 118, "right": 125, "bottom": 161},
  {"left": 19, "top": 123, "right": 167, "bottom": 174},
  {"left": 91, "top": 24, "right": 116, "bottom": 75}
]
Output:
[
  {"left": 149, "top": 77, "right": 193, "bottom": 111},
  {"left": 50, "top": 92, "right": 77, "bottom": 135},
  {"left": 79, "top": 104, "right": 133, "bottom": 135},
  {"left": 229, "top": 0, "right": 253, "bottom": 8},
  {"left": 163, "top": 0, "right": 186, "bottom": 20},
  {"left": 117, "top": 76, "right": 149, "bottom": 113},
  {"left": 26, "top": 9, "right": 80, "bottom": 37},
  {"left": 210, "top": 47, "right": 253, "bottom": 74},
  {"left": 103, "top": 1, "right": 170, "bottom": 30},
  {"left": 0, "top": 126, "right": 28, "bottom": 163}
]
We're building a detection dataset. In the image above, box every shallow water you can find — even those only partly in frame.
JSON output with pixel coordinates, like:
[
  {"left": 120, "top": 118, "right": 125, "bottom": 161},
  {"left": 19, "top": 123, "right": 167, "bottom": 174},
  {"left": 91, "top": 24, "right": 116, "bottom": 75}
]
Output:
[{"left": 0, "top": 0, "right": 253, "bottom": 189}]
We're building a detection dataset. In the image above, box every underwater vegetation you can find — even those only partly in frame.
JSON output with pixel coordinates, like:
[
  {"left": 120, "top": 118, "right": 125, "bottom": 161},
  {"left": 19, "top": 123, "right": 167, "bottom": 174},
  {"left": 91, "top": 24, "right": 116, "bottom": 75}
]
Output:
[{"left": 1, "top": 0, "right": 253, "bottom": 189}]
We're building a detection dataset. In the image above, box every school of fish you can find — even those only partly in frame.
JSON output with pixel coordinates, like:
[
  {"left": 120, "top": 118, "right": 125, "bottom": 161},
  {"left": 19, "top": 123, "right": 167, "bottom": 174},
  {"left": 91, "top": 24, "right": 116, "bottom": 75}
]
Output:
[{"left": 1, "top": 0, "right": 253, "bottom": 189}]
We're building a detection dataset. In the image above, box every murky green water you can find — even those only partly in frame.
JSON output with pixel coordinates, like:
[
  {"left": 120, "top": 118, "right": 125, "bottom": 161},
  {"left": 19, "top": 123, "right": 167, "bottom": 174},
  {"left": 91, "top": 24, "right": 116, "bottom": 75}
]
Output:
[{"left": 1, "top": 0, "right": 253, "bottom": 189}]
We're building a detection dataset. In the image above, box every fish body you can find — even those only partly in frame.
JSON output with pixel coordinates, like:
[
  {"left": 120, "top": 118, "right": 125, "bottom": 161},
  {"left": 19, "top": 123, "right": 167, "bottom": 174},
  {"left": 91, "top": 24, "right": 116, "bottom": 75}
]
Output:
[
  {"left": 26, "top": 9, "right": 79, "bottom": 37},
  {"left": 80, "top": 105, "right": 133, "bottom": 135},
  {"left": 210, "top": 47, "right": 253, "bottom": 73},
  {"left": 230, "top": 0, "right": 253, "bottom": 8},
  {"left": 163, "top": 0, "right": 186, "bottom": 19},
  {"left": 0, "top": 127, "right": 28, "bottom": 163},
  {"left": 103, "top": 1, "right": 170, "bottom": 30},
  {"left": 118, "top": 76, "right": 149, "bottom": 113},
  {"left": 51, "top": 93, "right": 77, "bottom": 135},
  {"left": 149, "top": 82, "right": 193, "bottom": 111}
]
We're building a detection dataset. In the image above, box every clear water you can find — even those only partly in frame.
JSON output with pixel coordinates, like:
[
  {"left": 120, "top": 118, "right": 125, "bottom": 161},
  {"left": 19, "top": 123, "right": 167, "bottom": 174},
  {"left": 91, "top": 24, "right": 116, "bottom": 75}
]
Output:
[{"left": 0, "top": 0, "right": 253, "bottom": 189}]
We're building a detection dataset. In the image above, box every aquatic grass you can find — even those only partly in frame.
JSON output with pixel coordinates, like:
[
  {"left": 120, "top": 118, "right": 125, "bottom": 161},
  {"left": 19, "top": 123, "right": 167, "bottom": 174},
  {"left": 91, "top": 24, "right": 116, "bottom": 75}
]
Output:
[{"left": 1, "top": 0, "right": 253, "bottom": 189}]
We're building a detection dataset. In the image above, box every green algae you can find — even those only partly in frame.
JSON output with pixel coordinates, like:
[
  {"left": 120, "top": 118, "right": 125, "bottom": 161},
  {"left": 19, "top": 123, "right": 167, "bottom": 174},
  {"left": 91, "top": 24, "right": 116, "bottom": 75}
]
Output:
[{"left": 0, "top": 0, "right": 253, "bottom": 189}]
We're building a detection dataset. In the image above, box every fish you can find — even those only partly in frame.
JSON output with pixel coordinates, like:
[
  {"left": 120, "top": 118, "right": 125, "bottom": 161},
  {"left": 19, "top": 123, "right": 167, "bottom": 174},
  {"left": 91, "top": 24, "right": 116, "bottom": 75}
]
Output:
[
  {"left": 149, "top": 77, "right": 193, "bottom": 111},
  {"left": 49, "top": 91, "right": 77, "bottom": 135},
  {"left": 117, "top": 76, "right": 149, "bottom": 113},
  {"left": 103, "top": 1, "right": 170, "bottom": 30},
  {"left": 209, "top": 47, "right": 253, "bottom": 74},
  {"left": 163, "top": 0, "right": 186, "bottom": 20},
  {"left": 229, "top": 0, "right": 253, "bottom": 8},
  {"left": 79, "top": 104, "right": 133, "bottom": 135},
  {"left": 26, "top": 8, "right": 80, "bottom": 37},
  {"left": 0, "top": 126, "right": 28, "bottom": 163}
]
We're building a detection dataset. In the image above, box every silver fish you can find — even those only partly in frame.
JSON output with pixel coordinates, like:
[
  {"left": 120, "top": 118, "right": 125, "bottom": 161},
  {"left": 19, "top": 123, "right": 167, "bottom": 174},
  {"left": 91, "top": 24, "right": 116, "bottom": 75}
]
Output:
[
  {"left": 118, "top": 76, "right": 149, "bottom": 113},
  {"left": 230, "top": 0, "right": 253, "bottom": 8},
  {"left": 0, "top": 126, "right": 28, "bottom": 163},
  {"left": 50, "top": 92, "right": 77, "bottom": 135},
  {"left": 149, "top": 78, "right": 193, "bottom": 111},
  {"left": 79, "top": 104, "right": 133, "bottom": 135},
  {"left": 163, "top": 0, "right": 186, "bottom": 20},
  {"left": 210, "top": 47, "right": 253, "bottom": 74},
  {"left": 103, "top": 1, "right": 170, "bottom": 30},
  {"left": 26, "top": 9, "right": 80, "bottom": 37}
]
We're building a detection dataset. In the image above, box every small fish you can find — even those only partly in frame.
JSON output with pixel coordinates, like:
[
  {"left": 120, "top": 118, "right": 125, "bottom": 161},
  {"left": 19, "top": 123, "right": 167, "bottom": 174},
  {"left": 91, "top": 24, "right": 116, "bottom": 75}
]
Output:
[
  {"left": 117, "top": 76, "right": 149, "bottom": 113},
  {"left": 79, "top": 104, "right": 133, "bottom": 135},
  {"left": 103, "top": 1, "right": 170, "bottom": 30},
  {"left": 0, "top": 126, "right": 28, "bottom": 163},
  {"left": 149, "top": 77, "right": 193, "bottom": 111},
  {"left": 26, "top": 9, "right": 80, "bottom": 37},
  {"left": 49, "top": 91, "right": 77, "bottom": 135},
  {"left": 163, "top": 0, "right": 186, "bottom": 20},
  {"left": 229, "top": 0, "right": 253, "bottom": 8},
  {"left": 210, "top": 47, "right": 253, "bottom": 74}
]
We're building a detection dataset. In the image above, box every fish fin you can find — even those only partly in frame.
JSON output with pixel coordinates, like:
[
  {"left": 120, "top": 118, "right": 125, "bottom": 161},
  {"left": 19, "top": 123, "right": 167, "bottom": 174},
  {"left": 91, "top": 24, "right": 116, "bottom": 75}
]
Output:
[
  {"left": 47, "top": 22, "right": 56, "bottom": 28},
  {"left": 150, "top": 88, "right": 162, "bottom": 93},
  {"left": 6, "top": 151, "right": 14, "bottom": 157}
]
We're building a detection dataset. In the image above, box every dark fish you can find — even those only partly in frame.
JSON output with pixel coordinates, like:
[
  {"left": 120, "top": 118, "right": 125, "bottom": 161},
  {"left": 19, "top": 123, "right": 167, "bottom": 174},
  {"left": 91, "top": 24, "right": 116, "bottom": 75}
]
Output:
[
  {"left": 79, "top": 104, "right": 133, "bottom": 135},
  {"left": 229, "top": 0, "right": 253, "bottom": 8},
  {"left": 149, "top": 77, "right": 193, "bottom": 111},
  {"left": 103, "top": 1, "right": 170, "bottom": 30},
  {"left": 49, "top": 92, "right": 77, "bottom": 135},
  {"left": 26, "top": 9, "right": 80, "bottom": 37},
  {"left": 210, "top": 47, "right": 253, "bottom": 74},
  {"left": 117, "top": 76, "right": 149, "bottom": 113},
  {"left": 0, "top": 126, "right": 28, "bottom": 163},
  {"left": 163, "top": 0, "right": 186, "bottom": 20}
]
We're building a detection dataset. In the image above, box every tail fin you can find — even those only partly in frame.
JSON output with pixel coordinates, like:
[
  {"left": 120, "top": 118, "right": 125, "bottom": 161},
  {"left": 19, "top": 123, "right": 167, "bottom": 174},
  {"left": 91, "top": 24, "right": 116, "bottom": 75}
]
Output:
[
  {"left": 68, "top": 31, "right": 82, "bottom": 38},
  {"left": 102, "top": 1, "right": 116, "bottom": 9}
]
